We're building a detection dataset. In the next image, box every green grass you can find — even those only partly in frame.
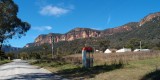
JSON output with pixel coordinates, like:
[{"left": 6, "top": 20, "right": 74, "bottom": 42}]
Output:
[
  {"left": 29, "top": 60, "right": 78, "bottom": 72},
  {"left": 0, "top": 60, "right": 11, "bottom": 65},
  {"left": 30, "top": 57, "right": 160, "bottom": 80}
]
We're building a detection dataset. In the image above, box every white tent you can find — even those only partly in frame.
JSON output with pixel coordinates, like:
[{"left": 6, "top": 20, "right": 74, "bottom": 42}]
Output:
[
  {"left": 134, "top": 49, "right": 141, "bottom": 52},
  {"left": 104, "top": 49, "right": 112, "bottom": 53},
  {"left": 96, "top": 50, "right": 99, "bottom": 52},
  {"left": 134, "top": 49, "right": 150, "bottom": 52},
  {"left": 116, "top": 48, "right": 131, "bottom": 53}
]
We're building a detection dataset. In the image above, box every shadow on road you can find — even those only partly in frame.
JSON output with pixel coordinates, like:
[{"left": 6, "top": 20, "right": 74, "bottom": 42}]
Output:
[
  {"left": 7, "top": 73, "right": 60, "bottom": 80},
  {"left": 55, "top": 63, "right": 124, "bottom": 80},
  {"left": 141, "top": 70, "right": 160, "bottom": 80}
]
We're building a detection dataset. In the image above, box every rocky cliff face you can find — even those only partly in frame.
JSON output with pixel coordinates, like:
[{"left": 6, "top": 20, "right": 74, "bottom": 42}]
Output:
[
  {"left": 139, "top": 12, "right": 160, "bottom": 26},
  {"left": 101, "top": 22, "right": 139, "bottom": 36},
  {"left": 29, "top": 33, "right": 62, "bottom": 47},
  {"left": 25, "top": 12, "right": 160, "bottom": 48},
  {"left": 65, "top": 28, "right": 101, "bottom": 41},
  {"left": 25, "top": 28, "right": 101, "bottom": 47},
  {"left": 25, "top": 25, "right": 136, "bottom": 47}
]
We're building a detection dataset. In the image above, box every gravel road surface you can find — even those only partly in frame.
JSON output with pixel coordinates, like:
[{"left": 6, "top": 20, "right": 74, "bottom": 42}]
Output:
[{"left": 0, "top": 59, "right": 68, "bottom": 80}]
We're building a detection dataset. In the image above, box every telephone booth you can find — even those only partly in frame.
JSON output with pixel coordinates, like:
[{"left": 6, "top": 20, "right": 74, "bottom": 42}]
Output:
[{"left": 82, "top": 46, "right": 94, "bottom": 68}]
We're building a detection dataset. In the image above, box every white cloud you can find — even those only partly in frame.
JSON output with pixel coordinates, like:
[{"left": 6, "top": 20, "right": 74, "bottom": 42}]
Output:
[
  {"left": 40, "top": 5, "right": 70, "bottom": 16},
  {"left": 32, "top": 26, "right": 52, "bottom": 31}
]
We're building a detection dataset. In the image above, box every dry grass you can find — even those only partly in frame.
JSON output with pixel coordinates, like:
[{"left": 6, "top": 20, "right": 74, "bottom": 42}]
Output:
[
  {"left": 59, "top": 51, "right": 160, "bottom": 80},
  {"left": 30, "top": 51, "right": 160, "bottom": 80},
  {"left": 64, "top": 51, "right": 160, "bottom": 65},
  {"left": 88, "top": 57, "right": 160, "bottom": 80}
]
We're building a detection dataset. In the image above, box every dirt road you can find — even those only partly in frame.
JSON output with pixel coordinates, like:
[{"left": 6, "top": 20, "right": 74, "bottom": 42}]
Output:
[{"left": 0, "top": 59, "right": 68, "bottom": 80}]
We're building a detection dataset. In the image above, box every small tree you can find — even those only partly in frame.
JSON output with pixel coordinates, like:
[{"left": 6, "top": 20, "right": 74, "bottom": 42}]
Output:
[
  {"left": 0, "top": 50, "right": 6, "bottom": 60},
  {"left": 19, "top": 52, "right": 28, "bottom": 60},
  {"left": 98, "top": 39, "right": 110, "bottom": 52},
  {"left": 6, "top": 52, "right": 14, "bottom": 60},
  {"left": 156, "top": 42, "right": 160, "bottom": 50},
  {"left": 42, "top": 44, "right": 49, "bottom": 59},
  {"left": 125, "top": 38, "right": 141, "bottom": 51}
]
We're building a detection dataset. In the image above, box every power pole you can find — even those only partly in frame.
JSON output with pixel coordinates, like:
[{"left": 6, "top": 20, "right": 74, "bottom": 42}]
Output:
[
  {"left": 140, "top": 41, "right": 142, "bottom": 50},
  {"left": 51, "top": 36, "right": 54, "bottom": 59}
]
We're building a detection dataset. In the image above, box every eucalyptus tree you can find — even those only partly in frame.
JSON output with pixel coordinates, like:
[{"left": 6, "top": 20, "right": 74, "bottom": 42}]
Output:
[{"left": 0, "top": 0, "right": 30, "bottom": 50}]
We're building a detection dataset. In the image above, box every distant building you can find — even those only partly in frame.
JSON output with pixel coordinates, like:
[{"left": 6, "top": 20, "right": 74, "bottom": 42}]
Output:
[{"left": 116, "top": 48, "right": 131, "bottom": 53}]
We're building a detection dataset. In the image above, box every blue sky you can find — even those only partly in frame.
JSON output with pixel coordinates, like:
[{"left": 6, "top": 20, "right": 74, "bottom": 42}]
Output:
[{"left": 9, "top": 0, "right": 160, "bottom": 47}]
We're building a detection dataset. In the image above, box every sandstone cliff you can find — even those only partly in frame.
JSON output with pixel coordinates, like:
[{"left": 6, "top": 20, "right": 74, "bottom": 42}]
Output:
[{"left": 25, "top": 12, "right": 160, "bottom": 48}]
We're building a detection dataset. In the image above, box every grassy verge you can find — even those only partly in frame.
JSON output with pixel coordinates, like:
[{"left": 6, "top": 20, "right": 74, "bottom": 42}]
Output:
[
  {"left": 30, "top": 57, "right": 160, "bottom": 80},
  {"left": 90, "top": 57, "right": 160, "bottom": 80},
  {"left": 29, "top": 59, "right": 124, "bottom": 80},
  {"left": 0, "top": 60, "right": 11, "bottom": 65}
]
